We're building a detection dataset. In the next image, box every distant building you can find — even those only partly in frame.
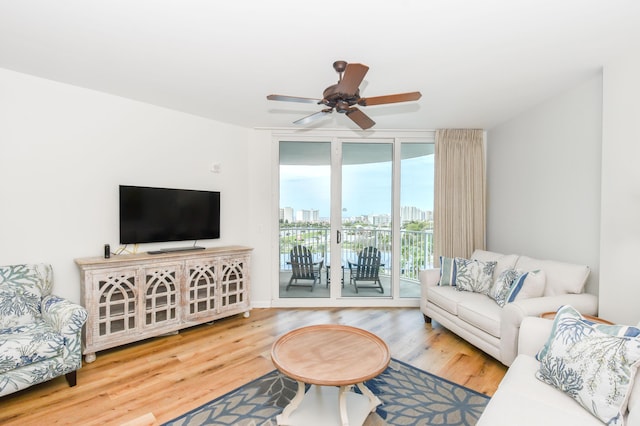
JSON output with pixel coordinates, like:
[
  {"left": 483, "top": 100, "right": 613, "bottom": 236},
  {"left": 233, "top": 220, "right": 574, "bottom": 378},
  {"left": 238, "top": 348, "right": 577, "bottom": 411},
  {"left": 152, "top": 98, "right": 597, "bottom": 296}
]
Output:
[
  {"left": 372, "top": 214, "right": 391, "bottom": 226},
  {"left": 400, "top": 206, "right": 432, "bottom": 224},
  {"left": 281, "top": 207, "right": 294, "bottom": 223},
  {"left": 295, "top": 209, "right": 320, "bottom": 223}
]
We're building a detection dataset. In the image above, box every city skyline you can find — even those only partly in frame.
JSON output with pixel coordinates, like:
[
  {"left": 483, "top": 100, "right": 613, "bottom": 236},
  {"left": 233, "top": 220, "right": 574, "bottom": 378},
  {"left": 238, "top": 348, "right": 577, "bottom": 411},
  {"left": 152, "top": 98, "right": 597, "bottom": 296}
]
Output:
[
  {"left": 280, "top": 205, "right": 432, "bottom": 224},
  {"left": 280, "top": 154, "right": 434, "bottom": 218}
]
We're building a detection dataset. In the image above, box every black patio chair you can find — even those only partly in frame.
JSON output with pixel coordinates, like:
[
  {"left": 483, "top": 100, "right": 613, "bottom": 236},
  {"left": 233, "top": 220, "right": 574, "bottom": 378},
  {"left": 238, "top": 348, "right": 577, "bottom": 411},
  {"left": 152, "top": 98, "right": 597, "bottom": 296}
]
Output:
[
  {"left": 348, "top": 246, "right": 384, "bottom": 293},
  {"left": 287, "top": 245, "right": 324, "bottom": 291}
]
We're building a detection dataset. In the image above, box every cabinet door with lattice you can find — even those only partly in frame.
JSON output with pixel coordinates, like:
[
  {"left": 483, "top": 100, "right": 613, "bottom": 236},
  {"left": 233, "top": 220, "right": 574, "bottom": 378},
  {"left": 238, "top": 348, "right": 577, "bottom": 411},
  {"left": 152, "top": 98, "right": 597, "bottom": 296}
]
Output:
[
  {"left": 141, "top": 262, "right": 182, "bottom": 331},
  {"left": 184, "top": 258, "right": 219, "bottom": 321},
  {"left": 219, "top": 255, "right": 250, "bottom": 313},
  {"left": 87, "top": 267, "right": 139, "bottom": 349}
]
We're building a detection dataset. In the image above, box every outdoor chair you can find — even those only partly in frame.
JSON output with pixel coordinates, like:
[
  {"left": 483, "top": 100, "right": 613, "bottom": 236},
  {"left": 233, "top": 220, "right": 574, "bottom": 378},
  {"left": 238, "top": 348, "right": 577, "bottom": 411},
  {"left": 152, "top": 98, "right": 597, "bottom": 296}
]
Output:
[
  {"left": 287, "top": 245, "right": 324, "bottom": 291},
  {"left": 348, "top": 246, "right": 384, "bottom": 293}
]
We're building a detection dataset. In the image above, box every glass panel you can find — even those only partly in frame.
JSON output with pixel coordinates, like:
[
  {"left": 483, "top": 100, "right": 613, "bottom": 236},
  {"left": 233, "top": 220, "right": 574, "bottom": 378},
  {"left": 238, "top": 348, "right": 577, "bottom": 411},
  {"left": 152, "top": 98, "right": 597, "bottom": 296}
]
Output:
[
  {"left": 341, "top": 142, "right": 392, "bottom": 297},
  {"left": 400, "top": 143, "right": 435, "bottom": 297},
  {"left": 279, "top": 141, "right": 331, "bottom": 298}
]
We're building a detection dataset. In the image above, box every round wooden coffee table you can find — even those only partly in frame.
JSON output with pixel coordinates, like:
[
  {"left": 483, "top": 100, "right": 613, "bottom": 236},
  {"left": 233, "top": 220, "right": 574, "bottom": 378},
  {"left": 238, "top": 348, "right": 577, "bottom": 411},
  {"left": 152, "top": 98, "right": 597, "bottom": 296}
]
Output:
[{"left": 271, "top": 324, "right": 390, "bottom": 426}]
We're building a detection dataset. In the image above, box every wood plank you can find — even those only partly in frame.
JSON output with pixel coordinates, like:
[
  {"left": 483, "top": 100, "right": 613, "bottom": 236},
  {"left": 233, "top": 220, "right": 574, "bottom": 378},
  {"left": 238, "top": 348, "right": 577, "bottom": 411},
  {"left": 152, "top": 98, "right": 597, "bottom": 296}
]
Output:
[{"left": 0, "top": 308, "right": 507, "bottom": 425}]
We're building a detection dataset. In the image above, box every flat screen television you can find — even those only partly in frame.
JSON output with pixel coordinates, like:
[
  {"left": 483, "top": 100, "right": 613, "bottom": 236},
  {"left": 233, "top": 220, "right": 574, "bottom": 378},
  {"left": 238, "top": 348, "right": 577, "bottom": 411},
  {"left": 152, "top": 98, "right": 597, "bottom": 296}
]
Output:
[{"left": 119, "top": 185, "right": 220, "bottom": 245}]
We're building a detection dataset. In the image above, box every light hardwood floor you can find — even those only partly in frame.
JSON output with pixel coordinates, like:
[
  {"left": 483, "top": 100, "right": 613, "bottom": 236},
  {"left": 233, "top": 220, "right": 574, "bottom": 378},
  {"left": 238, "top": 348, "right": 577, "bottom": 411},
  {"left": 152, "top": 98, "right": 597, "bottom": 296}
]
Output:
[{"left": 0, "top": 308, "right": 507, "bottom": 425}]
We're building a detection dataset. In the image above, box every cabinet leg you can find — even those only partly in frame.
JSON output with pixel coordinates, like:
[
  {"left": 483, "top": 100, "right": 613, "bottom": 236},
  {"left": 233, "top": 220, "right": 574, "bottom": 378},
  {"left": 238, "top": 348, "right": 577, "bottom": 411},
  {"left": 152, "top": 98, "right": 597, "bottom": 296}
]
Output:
[
  {"left": 243, "top": 311, "right": 250, "bottom": 318},
  {"left": 85, "top": 353, "right": 96, "bottom": 363}
]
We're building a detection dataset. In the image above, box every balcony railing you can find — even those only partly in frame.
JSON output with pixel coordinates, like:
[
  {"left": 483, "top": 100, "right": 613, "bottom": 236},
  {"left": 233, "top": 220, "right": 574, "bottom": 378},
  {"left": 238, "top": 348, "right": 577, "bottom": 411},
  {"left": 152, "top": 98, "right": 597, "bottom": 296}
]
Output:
[{"left": 279, "top": 226, "right": 434, "bottom": 282}]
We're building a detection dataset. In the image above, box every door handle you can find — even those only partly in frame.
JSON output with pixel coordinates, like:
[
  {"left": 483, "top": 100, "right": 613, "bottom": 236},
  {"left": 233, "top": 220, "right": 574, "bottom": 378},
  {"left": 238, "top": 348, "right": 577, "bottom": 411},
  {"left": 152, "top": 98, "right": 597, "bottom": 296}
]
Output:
[{"left": 337, "top": 230, "right": 341, "bottom": 244}]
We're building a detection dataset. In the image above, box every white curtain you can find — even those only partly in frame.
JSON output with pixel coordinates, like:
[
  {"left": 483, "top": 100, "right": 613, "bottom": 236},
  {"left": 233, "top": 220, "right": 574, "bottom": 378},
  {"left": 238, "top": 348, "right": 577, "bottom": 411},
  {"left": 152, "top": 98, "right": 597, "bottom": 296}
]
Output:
[{"left": 433, "top": 129, "right": 486, "bottom": 263}]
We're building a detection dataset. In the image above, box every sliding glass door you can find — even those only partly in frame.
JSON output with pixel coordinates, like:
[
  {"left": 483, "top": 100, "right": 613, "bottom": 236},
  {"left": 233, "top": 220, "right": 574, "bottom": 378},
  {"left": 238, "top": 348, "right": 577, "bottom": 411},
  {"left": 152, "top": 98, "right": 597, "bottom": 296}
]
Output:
[
  {"left": 279, "top": 141, "right": 331, "bottom": 298},
  {"left": 277, "top": 136, "right": 433, "bottom": 303},
  {"left": 399, "top": 143, "right": 434, "bottom": 297},
  {"left": 341, "top": 142, "right": 392, "bottom": 297}
]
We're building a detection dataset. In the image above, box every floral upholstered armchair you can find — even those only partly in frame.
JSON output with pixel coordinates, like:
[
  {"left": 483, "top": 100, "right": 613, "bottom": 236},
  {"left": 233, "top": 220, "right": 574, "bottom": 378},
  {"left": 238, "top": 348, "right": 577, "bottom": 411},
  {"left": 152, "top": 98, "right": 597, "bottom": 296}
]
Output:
[{"left": 0, "top": 263, "right": 87, "bottom": 397}]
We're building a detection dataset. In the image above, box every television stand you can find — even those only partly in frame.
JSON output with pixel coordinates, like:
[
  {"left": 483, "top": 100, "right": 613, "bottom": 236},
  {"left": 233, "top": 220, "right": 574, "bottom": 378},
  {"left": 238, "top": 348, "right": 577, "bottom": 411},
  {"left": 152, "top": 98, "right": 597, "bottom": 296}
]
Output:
[
  {"left": 148, "top": 246, "right": 205, "bottom": 254},
  {"left": 75, "top": 246, "right": 252, "bottom": 363}
]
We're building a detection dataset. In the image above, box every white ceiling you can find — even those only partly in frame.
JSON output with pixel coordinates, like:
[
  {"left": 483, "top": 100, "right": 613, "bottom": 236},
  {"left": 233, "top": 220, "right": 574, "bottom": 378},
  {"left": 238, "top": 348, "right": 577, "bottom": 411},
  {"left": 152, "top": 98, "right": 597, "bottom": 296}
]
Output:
[{"left": 1, "top": 1, "right": 639, "bottom": 131}]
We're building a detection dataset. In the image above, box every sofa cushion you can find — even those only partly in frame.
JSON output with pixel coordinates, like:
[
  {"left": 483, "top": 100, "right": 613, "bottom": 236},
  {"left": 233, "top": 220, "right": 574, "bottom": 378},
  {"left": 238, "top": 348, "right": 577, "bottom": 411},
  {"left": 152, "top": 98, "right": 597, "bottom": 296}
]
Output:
[
  {"left": 478, "top": 354, "right": 606, "bottom": 426},
  {"left": 454, "top": 258, "right": 496, "bottom": 294},
  {"left": 470, "top": 250, "right": 519, "bottom": 282},
  {"left": 0, "top": 321, "right": 65, "bottom": 374},
  {"left": 426, "top": 285, "right": 483, "bottom": 316},
  {"left": 514, "top": 256, "right": 589, "bottom": 296},
  {"left": 535, "top": 305, "right": 640, "bottom": 425},
  {"left": 0, "top": 264, "right": 52, "bottom": 328},
  {"left": 457, "top": 297, "right": 502, "bottom": 338}
]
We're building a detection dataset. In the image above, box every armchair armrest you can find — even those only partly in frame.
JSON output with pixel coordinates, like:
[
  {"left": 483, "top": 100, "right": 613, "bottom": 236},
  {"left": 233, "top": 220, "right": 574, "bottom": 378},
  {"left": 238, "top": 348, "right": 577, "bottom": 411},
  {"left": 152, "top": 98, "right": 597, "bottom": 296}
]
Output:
[
  {"left": 41, "top": 295, "right": 88, "bottom": 337},
  {"left": 499, "top": 293, "right": 598, "bottom": 365},
  {"left": 517, "top": 317, "right": 554, "bottom": 358}
]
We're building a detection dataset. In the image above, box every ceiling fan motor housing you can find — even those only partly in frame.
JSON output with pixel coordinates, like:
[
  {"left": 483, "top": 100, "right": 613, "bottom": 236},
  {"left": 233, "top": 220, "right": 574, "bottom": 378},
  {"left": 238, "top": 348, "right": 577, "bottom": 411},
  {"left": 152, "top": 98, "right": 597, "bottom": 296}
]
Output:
[{"left": 322, "top": 85, "right": 360, "bottom": 112}]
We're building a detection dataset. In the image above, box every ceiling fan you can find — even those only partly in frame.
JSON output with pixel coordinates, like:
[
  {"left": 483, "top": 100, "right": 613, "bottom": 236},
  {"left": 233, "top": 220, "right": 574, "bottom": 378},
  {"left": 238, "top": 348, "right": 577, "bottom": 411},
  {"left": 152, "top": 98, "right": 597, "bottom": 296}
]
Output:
[{"left": 267, "top": 60, "right": 421, "bottom": 130}]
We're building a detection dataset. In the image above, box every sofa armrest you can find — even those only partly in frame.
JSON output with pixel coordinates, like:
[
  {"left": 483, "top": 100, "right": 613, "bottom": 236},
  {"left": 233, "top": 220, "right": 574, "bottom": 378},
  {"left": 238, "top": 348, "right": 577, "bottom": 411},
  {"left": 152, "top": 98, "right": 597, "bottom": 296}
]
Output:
[
  {"left": 419, "top": 268, "right": 440, "bottom": 289},
  {"left": 517, "top": 317, "right": 554, "bottom": 357},
  {"left": 499, "top": 293, "right": 598, "bottom": 365},
  {"left": 41, "top": 295, "right": 88, "bottom": 337},
  {"left": 419, "top": 268, "right": 440, "bottom": 313}
]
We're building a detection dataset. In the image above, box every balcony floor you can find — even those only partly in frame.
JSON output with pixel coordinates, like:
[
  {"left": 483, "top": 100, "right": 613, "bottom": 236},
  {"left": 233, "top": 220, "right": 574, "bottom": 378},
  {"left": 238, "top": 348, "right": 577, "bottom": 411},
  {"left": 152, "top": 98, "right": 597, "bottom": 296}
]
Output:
[{"left": 278, "top": 271, "right": 421, "bottom": 298}]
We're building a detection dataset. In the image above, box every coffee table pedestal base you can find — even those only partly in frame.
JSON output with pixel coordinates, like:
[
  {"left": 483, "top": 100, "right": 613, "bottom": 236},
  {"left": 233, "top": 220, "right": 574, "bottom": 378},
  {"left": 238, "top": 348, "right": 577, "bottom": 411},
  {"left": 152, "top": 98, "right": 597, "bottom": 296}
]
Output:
[{"left": 276, "top": 383, "right": 380, "bottom": 426}]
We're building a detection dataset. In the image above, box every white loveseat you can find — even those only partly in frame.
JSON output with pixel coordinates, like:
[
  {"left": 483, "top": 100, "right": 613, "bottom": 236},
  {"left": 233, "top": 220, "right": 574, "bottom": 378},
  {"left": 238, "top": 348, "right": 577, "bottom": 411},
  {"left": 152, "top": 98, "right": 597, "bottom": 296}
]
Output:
[
  {"left": 478, "top": 315, "right": 640, "bottom": 425},
  {"left": 419, "top": 250, "right": 598, "bottom": 366}
]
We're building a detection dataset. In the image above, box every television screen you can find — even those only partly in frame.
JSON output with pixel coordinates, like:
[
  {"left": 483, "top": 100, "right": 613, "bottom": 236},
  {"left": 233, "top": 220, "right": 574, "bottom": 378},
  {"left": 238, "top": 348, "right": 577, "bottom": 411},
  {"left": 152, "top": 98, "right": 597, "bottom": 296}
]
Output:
[{"left": 119, "top": 185, "right": 220, "bottom": 244}]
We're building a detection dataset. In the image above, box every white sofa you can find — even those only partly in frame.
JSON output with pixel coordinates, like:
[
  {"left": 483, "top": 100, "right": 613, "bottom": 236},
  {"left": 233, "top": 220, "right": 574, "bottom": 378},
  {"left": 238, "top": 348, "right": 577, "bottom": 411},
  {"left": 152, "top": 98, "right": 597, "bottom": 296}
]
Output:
[
  {"left": 478, "top": 316, "right": 639, "bottom": 425},
  {"left": 419, "top": 250, "right": 598, "bottom": 366}
]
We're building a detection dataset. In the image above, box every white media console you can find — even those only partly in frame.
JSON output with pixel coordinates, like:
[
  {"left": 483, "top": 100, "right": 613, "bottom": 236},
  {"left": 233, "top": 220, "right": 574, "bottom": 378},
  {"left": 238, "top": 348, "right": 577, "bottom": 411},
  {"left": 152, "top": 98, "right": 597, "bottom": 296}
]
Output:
[{"left": 75, "top": 245, "right": 252, "bottom": 362}]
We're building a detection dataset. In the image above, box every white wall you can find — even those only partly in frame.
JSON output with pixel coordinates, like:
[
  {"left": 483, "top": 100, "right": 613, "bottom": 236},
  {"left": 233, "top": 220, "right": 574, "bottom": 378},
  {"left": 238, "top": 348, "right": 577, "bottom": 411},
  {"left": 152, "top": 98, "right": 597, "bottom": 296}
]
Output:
[
  {"left": 0, "top": 68, "right": 251, "bottom": 304},
  {"left": 486, "top": 74, "right": 603, "bottom": 296},
  {"left": 246, "top": 129, "right": 275, "bottom": 306},
  {"left": 599, "top": 56, "right": 640, "bottom": 325}
]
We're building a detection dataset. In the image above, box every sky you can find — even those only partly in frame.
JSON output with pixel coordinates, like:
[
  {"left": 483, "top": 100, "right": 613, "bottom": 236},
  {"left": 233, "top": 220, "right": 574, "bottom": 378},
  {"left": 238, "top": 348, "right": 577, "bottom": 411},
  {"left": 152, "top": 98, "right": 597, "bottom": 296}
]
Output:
[{"left": 280, "top": 154, "right": 434, "bottom": 218}]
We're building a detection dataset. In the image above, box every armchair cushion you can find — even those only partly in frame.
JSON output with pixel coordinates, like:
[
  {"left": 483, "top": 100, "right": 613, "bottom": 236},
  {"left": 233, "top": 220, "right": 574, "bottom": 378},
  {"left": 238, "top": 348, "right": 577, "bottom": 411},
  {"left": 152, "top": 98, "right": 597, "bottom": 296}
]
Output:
[
  {"left": 0, "top": 322, "right": 65, "bottom": 374},
  {"left": 0, "top": 264, "right": 52, "bottom": 328}
]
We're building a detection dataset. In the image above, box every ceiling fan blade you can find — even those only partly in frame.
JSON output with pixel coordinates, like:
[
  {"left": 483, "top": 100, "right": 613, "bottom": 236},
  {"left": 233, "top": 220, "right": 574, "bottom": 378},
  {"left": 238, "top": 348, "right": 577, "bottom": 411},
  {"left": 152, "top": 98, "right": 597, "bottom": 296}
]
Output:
[
  {"left": 345, "top": 108, "right": 375, "bottom": 130},
  {"left": 267, "top": 94, "right": 321, "bottom": 104},
  {"left": 293, "top": 110, "right": 332, "bottom": 125},
  {"left": 335, "top": 63, "right": 369, "bottom": 96},
  {"left": 358, "top": 91, "right": 422, "bottom": 106}
]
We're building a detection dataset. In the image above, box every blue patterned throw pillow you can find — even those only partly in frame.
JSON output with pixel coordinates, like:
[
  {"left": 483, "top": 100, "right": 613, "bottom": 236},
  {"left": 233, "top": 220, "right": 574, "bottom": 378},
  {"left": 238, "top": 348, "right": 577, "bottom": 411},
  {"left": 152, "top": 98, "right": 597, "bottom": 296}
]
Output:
[
  {"left": 535, "top": 305, "right": 640, "bottom": 425},
  {"left": 488, "top": 268, "right": 520, "bottom": 307},
  {"left": 505, "top": 269, "right": 545, "bottom": 303},
  {"left": 438, "top": 256, "right": 457, "bottom": 286},
  {"left": 454, "top": 258, "right": 497, "bottom": 294}
]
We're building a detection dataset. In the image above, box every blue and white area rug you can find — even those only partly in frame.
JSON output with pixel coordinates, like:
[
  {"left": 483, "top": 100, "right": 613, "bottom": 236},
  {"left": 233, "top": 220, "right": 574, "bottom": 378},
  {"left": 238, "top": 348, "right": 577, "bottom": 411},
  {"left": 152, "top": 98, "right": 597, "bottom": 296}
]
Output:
[{"left": 164, "top": 358, "right": 489, "bottom": 426}]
